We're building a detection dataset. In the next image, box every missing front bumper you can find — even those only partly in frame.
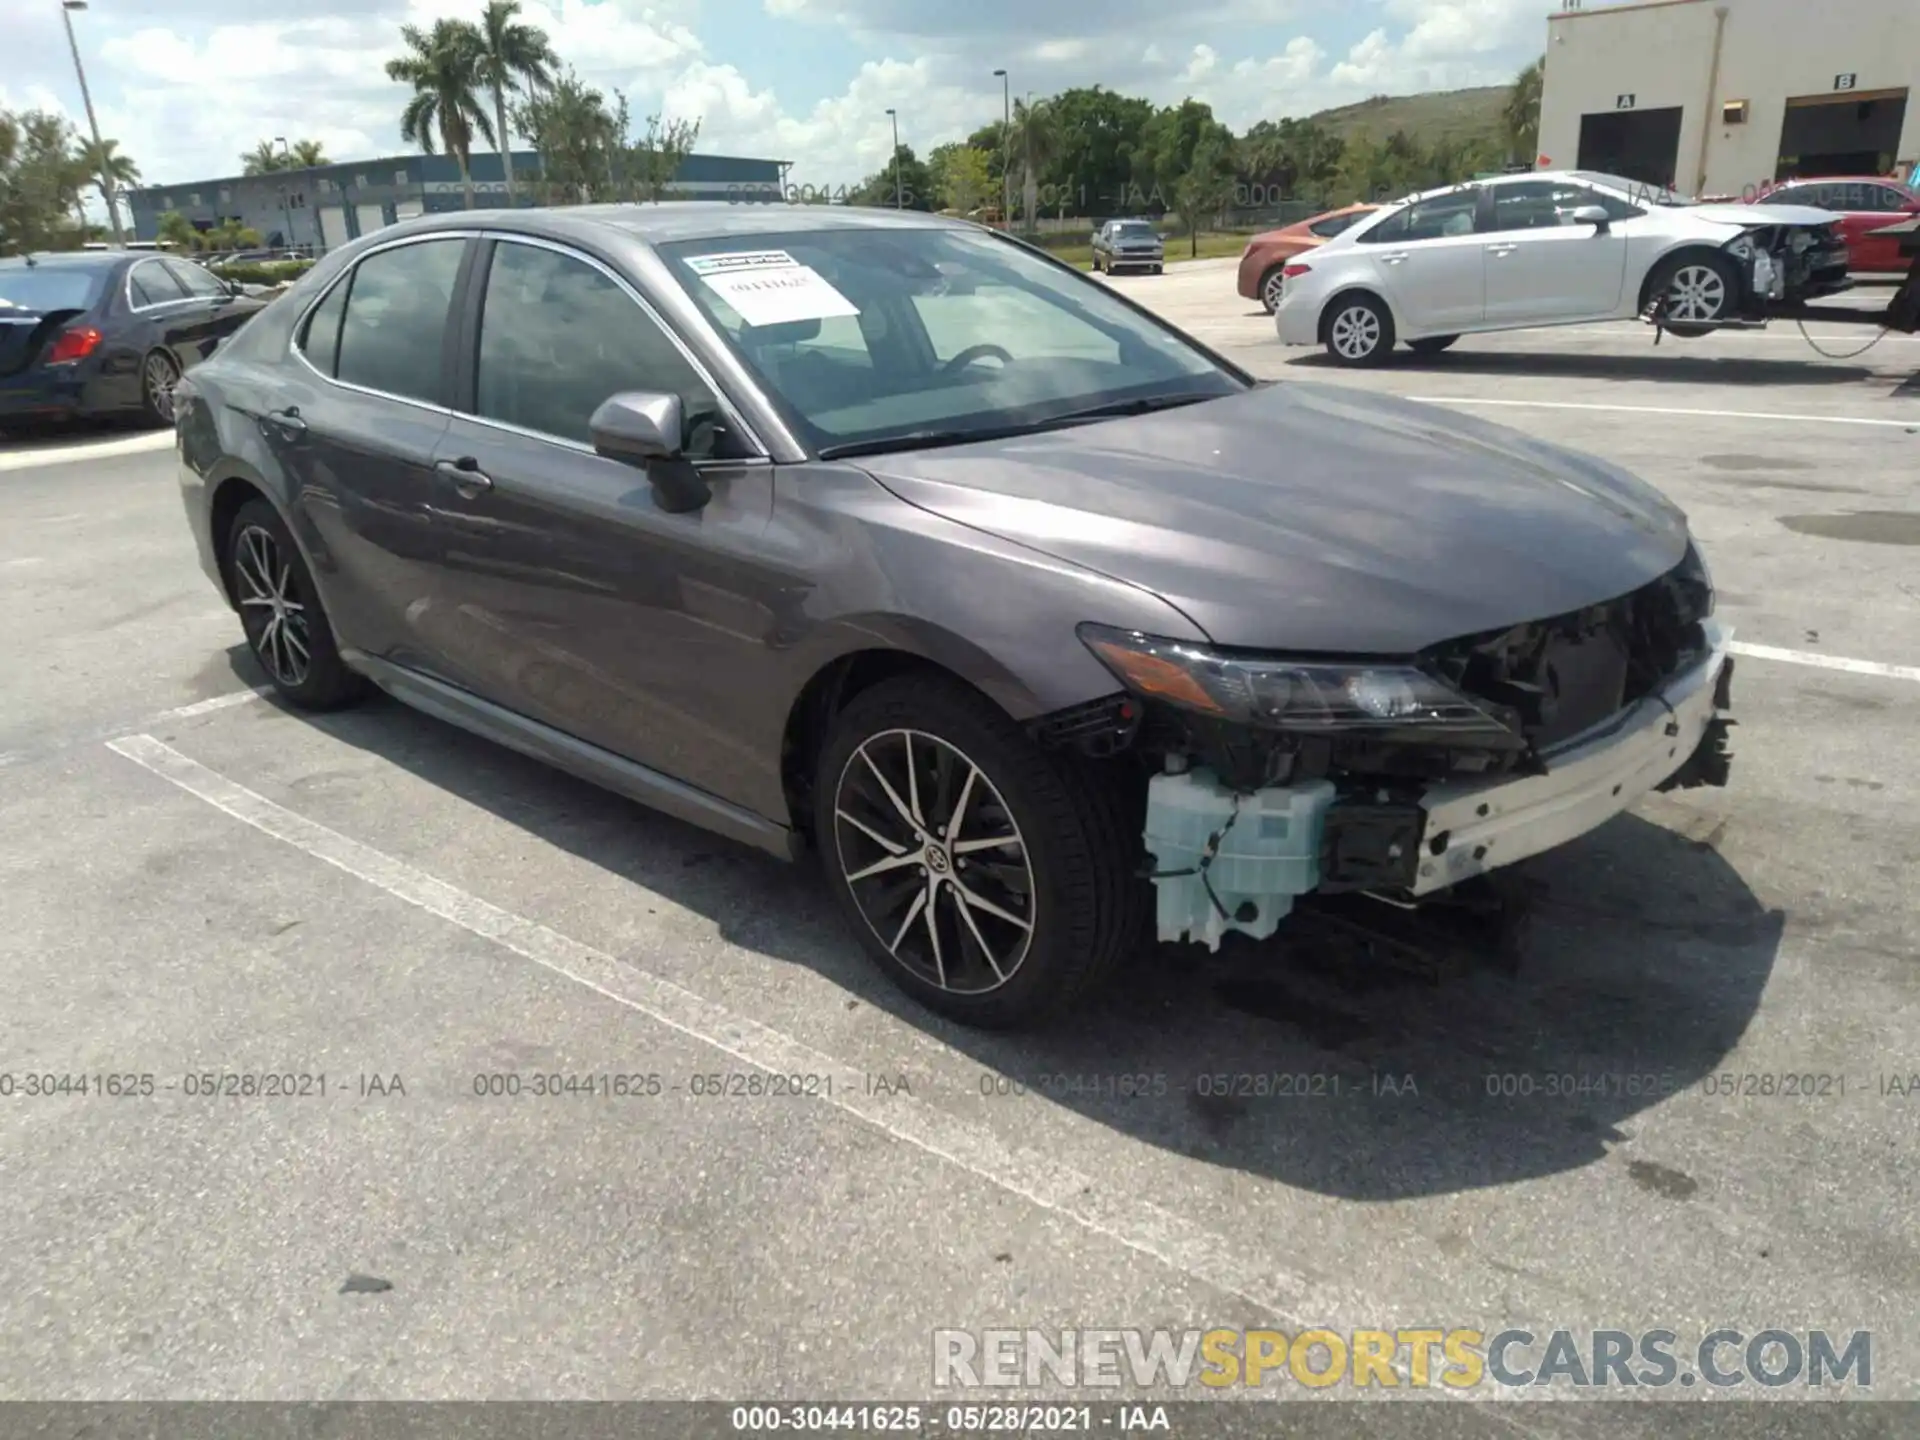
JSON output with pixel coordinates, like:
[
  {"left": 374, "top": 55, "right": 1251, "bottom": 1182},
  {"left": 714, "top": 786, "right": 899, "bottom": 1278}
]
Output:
[{"left": 1142, "top": 624, "right": 1736, "bottom": 946}]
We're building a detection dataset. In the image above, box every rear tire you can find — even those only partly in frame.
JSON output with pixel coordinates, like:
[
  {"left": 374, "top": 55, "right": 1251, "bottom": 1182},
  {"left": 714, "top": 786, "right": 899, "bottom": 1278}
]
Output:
[
  {"left": 1323, "top": 293, "right": 1395, "bottom": 366},
  {"left": 1408, "top": 335, "right": 1459, "bottom": 354},
  {"left": 812, "top": 674, "right": 1148, "bottom": 1029},
  {"left": 140, "top": 349, "right": 180, "bottom": 427},
  {"left": 1259, "top": 266, "right": 1287, "bottom": 314},
  {"left": 225, "top": 498, "right": 368, "bottom": 711}
]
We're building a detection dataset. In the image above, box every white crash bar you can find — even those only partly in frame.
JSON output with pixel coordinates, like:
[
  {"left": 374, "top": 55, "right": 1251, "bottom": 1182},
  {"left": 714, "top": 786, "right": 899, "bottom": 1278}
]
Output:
[{"left": 1410, "top": 621, "right": 1732, "bottom": 896}]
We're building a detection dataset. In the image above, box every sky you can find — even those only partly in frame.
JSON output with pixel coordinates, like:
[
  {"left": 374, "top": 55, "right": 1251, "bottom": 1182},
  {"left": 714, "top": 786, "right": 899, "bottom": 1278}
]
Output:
[{"left": 1, "top": 0, "right": 1566, "bottom": 205}]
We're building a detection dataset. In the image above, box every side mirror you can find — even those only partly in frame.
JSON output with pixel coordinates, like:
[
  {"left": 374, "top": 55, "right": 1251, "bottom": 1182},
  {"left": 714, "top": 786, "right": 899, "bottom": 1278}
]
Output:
[
  {"left": 589, "top": 390, "right": 711, "bottom": 513},
  {"left": 1571, "top": 204, "right": 1612, "bottom": 231}
]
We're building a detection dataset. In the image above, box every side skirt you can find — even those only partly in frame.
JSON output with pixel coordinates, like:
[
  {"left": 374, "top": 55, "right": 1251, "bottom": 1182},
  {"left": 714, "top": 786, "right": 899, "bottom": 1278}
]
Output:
[{"left": 344, "top": 651, "right": 801, "bottom": 863}]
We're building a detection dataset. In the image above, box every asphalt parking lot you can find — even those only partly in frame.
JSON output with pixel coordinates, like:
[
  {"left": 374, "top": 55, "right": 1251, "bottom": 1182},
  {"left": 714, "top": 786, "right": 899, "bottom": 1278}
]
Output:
[{"left": 3, "top": 259, "right": 1917, "bottom": 1428}]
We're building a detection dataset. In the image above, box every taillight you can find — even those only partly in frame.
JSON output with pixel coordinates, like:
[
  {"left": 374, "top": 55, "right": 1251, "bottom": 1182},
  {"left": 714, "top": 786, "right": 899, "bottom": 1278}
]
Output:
[
  {"left": 45, "top": 326, "right": 103, "bottom": 365},
  {"left": 1282, "top": 263, "right": 1312, "bottom": 278}
]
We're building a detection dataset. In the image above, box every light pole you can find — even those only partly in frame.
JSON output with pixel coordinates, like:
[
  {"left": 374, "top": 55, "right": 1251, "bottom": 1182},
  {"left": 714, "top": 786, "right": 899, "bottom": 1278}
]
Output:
[
  {"left": 885, "top": 108, "right": 903, "bottom": 209},
  {"left": 994, "top": 71, "right": 1012, "bottom": 222},
  {"left": 60, "top": 0, "right": 124, "bottom": 246}
]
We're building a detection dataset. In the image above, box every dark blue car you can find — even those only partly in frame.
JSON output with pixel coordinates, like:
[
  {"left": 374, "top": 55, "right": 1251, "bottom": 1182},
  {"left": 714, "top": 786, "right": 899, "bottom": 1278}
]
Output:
[{"left": 0, "top": 250, "right": 265, "bottom": 430}]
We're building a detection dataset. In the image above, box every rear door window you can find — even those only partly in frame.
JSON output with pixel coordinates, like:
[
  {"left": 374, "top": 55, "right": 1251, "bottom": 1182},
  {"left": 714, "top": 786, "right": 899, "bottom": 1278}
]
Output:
[
  {"left": 128, "top": 259, "right": 188, "bottom": 308},
  {"left": 333, "top": 238, "right": 465, "bottom": 405}
]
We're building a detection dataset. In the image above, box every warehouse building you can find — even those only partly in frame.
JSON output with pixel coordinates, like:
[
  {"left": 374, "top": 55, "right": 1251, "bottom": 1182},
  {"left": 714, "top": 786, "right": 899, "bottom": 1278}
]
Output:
[
  {"left": 1536, "top": 0, "right": 1918, "bottom": 196},
  {"left": 124, "top": 150, "right": 786, "bottom": 251}
]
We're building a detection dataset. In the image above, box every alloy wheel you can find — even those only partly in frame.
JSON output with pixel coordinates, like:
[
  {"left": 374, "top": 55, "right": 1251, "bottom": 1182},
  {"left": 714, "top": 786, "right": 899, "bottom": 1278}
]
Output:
[
  {"left": 832, "top": 728, "right": 1036, "bottom": 995},
  {"left": 1262, "top": 270, "right": 1286, "bottom": 311},
  {"left": 1666, "top": 264, "right": 1728, "bottom": 323},
  {"left": 144, "top": 353, "right": 179, "bottom": 424},
  {"left": 1329, "top": 305, "right": 1381, "bottom": 360},
  {"left": 233, "top": 523, "right": 312, "bottom": 687}
]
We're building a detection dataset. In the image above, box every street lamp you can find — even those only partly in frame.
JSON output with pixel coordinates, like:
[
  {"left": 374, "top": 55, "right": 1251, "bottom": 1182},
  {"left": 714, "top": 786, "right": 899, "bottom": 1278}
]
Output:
[
  {"left": 885, "top": 108, "right": 902, "bottom": 209},
  {"left": 992, "top": 69, "right": 1010, "bottom": 224},
  {"left": 60, "top": 0, "right": 125, "bottom": 246}
]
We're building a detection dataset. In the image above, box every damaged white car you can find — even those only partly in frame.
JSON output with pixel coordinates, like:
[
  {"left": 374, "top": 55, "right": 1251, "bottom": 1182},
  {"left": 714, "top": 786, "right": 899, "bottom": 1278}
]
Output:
[{"left": 1275, "top": 169, "right": 1852, "bottom": 363}]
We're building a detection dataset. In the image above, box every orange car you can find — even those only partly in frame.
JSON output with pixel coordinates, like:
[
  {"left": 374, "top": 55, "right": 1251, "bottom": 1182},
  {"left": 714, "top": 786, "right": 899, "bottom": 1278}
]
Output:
[{"left": 1237, "top": 203, "right": 1379, "bottom": 313}]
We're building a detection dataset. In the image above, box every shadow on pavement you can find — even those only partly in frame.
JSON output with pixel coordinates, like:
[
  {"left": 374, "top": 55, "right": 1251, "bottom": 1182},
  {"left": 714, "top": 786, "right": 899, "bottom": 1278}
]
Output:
[
  {"left": 214, "top": 645, "right": 1783, "bottom": 1205},
  {"left": 1285, "top": 345, "right": 1893, "bottom": 390}
]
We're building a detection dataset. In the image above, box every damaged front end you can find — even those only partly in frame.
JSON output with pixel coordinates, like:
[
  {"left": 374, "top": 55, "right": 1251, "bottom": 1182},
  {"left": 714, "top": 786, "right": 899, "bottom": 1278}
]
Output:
[
  {"left": 1720, "top": 221, "right": 1853, "bottom": 313},
  {"left": 1050, "top": 546, "right": 1735, "bottom": 949}
]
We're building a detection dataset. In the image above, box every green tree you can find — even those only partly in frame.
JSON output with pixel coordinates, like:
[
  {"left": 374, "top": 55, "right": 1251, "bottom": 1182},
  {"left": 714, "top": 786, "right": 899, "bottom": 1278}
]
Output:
[
  {"left": 1042, "top": 85, "right": 1155, "bottom": 218},
  {"left": 1138, "top": 98, "right": 1232, "bottom": 218},
  {"left": 854, "top": 144, "right": 935, "bottom": 211},
  {"left": 620, "top": 105, "right": 701, "bottom": 203},
  {"left": 966, "top": 119, "right": 1011, "bottom": 216},
  {"left": 387, "top": 18, "right": 496, "bottom": 209},
  {"left": 474, "top": 0, "right": 557, "bottom": 206},
  {"left": 155, "top": 209, "right": 200, "bottom": 250},
  {"left": 289, "top": 139, "right": 329, "bottom": 168},
  {"left": 241, "top": 140, "right": 288, "bottom": 175},
  {"left": 1008, "top": 97, "right": 1058, "bottom": 226},
  {"left": 513, "top": 66, "right": 616, "bottom": 203},
  {"left": 76, "top": 136, "right": 137, "bottom": 241},
  {"left": 927, "top": 142, "right": 992, "bottom": 214},
  {"left": 1175, "top": 128, "right": 1237, "bottom": 255},
  {"left": 0, "top": 108, "right": 88, "bottom": 254},
  {"left": 1237, "top": 117, "right": 1346, "bottom": 207},
  {"left": 1504, "top": 57, "right": 1544, "bottom": 164}
]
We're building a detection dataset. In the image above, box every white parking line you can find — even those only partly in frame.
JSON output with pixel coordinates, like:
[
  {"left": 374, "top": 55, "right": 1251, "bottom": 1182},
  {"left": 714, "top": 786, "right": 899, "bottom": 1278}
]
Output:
[
  {"left": 103, "top": 730, "right": 1539, "bottom": 1413},
  {"left": 0, "top": 431, "right": 173, "bottom": 473},
  {"left": 152, "top": 686, "right": 272, "bottom": 721},
  {"left": 1407, "top": 397, "right": 1920, "bottom": 429},
  {"left": 1729, "top": 641, "right": 1920, "bottom": 684}
]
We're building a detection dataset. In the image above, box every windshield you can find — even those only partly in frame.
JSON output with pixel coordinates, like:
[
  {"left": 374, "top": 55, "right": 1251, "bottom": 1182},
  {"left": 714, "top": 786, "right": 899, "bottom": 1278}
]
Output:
[
  {"left": 657, "top": 225, "right": 1242, "bottom": 457},
  {"left": 0, "top": 266, "right": 107, "bottom": 313},
  {"left": 1571, "top": 172, "right": 1693, "bottom": 206},
  {"left": 1114, "top": 223, "right": 1158, "bottom": 239}
]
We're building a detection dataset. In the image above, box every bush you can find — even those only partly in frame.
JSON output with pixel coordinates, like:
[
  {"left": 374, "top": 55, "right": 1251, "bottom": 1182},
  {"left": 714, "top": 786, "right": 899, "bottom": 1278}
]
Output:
[{"left": 212, "top": 259, "right": 314, "bottom": 286}]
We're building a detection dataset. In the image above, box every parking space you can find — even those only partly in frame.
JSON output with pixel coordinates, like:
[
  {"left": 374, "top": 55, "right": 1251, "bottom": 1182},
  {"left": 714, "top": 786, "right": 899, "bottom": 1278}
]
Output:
[{"left": 3, "top": 266, "right": 1918, "bottom": 1416}]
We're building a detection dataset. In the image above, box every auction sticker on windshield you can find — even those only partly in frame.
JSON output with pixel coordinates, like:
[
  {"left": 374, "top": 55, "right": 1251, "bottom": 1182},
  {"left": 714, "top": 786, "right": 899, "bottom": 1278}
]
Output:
[{"left": 686, "top": 249, "right": 860, "bottom": 327}]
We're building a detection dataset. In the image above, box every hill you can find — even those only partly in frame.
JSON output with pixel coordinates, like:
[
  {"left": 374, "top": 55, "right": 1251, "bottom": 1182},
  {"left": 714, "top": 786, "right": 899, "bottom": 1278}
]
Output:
[{"left": 1302, "top": 86, "right": 1510, "bottom": 149}]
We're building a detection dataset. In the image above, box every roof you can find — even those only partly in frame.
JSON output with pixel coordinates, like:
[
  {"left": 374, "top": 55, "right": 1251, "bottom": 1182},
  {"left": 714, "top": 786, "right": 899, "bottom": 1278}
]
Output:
[
  {"left": 0, "top": 251, "right": 131, "bottom": 270},
  {"left": 359, "top": 201, "right": 974, "bottom": 250}
]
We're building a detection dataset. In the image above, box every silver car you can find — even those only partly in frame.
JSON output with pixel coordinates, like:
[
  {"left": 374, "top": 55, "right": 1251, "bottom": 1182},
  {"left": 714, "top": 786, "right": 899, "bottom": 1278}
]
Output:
[{"left": 1092, "top": 218, "right": 1165, "bottom": 274}]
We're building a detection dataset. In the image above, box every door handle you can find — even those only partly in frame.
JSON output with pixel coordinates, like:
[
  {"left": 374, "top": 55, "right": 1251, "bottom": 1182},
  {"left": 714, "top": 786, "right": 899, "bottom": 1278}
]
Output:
[
  {"left": 435, "top": 456, "right": 493, "bottom": 497},
  {"left": 1485, "top": 243, "right": 1518, "bottom": 256},
  {"left": 1380, "top": 252, "right": 1409, "bottom": 264},
  {"left": 264, "top": 406, "right": 307, "bottom": 436}
]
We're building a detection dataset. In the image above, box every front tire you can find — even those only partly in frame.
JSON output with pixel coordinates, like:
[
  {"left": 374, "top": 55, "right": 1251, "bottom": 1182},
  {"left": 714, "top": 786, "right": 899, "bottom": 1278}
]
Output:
[
  {"left": 813, "top": 675, "right": 1146, "bottom": 1029},
  {"left": 1323, "top": 293, "right": 1395, "bottom": 366},
  {"left": 225, "top": 498, "right": 368, "bottom": 710},
  {"left": 1649, "top": 252, "right": 1738, "bottom": 337}
]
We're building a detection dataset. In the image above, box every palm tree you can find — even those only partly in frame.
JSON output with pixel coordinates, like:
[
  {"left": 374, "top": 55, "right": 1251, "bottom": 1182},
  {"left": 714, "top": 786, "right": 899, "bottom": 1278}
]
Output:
[
  {"left": 1009, "top": 96, "right": 1057, "bottom": 227},
  {"left": 1505, "top": 58, "right": 1544, "bottom": 164},
  {"left": 475, "top": 0, "right": 557, "bottom": 206},
  {"left": 290, "top": 139, "right": 329, "bottom": 168},
  {"left": 241, "top": 140, "right": 286, "bottom": 176},
  {"left": 76, "top": 136, "right": 138, "bottom": 240},
  {"left": 386, "top": 18, "right": 497, "bottom": 209}
]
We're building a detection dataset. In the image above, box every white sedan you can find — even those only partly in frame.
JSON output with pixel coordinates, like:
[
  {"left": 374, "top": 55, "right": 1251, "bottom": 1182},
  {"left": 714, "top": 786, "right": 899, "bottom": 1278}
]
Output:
[{"left": 1275, "top": 170, "right": 1851, "bottom": 365}]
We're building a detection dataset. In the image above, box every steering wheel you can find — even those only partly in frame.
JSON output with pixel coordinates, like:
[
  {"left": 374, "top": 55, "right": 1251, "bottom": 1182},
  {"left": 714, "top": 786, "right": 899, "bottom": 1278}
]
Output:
[{"left": 941, "top": 343, "right": 1013, "bottom": 377}]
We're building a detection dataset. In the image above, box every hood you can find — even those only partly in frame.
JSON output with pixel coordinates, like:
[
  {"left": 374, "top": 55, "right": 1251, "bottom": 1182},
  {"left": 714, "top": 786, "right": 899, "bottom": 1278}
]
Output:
[
  {"left": 1691, "top": 201, "right": 1836, "bottom": 227},
  {"left": 857, "top": 383, "right": 1691, "bottom": 655}
]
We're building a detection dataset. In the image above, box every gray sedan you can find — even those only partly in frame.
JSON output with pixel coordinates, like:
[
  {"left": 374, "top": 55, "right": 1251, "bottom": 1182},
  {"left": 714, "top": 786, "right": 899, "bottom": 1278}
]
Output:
[{"left": 169, "top": 203, "right": 1734, "bottom": 1029}]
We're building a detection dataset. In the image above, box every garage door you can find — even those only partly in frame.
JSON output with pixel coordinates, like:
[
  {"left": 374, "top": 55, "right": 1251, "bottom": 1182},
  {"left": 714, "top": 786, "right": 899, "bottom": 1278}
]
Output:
[
  {"left": 1577, "top": 107, "right": 1684, "bottom": 189},
  {"left": 353, "top": 202, "right": 387, "bottom": 237},
  {"left": 318, "top": 205, "right": 350, "bottom": 252}
]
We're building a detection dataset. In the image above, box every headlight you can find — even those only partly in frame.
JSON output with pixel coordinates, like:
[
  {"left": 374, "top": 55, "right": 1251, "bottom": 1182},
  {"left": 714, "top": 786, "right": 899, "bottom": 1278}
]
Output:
[{"left": 1078, "top": 624, "right": 1522, "bottom": 744}]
